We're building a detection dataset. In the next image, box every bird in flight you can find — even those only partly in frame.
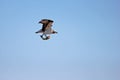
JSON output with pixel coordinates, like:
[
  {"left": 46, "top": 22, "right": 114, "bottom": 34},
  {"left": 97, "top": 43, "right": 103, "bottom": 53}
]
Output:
[{"left": 35, "top": 19, "right": 57, "bottom": 40}]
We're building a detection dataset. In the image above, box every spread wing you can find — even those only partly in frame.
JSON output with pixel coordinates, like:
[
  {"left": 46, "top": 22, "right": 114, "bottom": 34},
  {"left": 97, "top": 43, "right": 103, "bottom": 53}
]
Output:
[
  {"left": 45, "top": 21, "right": 53, "bottom": 31},
  {"left": 39, "top": 19, "right": 54, "bottom": 32}
]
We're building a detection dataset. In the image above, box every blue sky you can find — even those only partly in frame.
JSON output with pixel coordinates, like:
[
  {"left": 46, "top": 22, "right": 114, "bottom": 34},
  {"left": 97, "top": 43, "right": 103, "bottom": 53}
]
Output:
[{"left": 0, "top": 0, "right": 120, "bottom": 80}]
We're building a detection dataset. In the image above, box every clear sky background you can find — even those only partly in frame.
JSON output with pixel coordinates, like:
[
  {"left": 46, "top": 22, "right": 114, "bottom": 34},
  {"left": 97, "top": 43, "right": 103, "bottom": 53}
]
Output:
[{"left": 0, "top": 0, "right": 120, "bottom": 80}]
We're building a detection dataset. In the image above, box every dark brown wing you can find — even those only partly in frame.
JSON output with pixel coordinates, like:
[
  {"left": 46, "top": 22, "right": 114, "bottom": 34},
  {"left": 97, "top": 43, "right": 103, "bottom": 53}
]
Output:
[
  {"left": 39, "top": 19, "right": 54, "bottom": 32},
  {"left": 45, "top": 21, "right": 53, "bottom": 31}
]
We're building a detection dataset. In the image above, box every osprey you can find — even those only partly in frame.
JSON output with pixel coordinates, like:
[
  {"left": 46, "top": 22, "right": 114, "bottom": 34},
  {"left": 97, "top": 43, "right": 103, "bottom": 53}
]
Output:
[{"left": 35, "top": 19, "right": 57, "bottom": 40}]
